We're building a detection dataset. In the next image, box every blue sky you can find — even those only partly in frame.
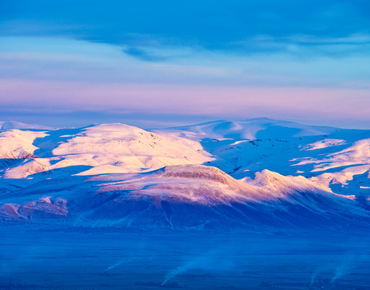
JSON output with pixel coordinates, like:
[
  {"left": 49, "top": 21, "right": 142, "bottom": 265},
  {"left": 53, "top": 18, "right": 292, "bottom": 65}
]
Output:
[{"left": 1, "top": 1, "right": 370, "bottom": 128}]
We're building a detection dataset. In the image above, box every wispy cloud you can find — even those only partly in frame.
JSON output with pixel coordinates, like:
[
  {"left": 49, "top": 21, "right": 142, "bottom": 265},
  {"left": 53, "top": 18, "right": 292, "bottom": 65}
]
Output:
[
  {"left": 0, "top": 35, "right": 370, "bottom": 128},
  {"left": 233, "top": 34, "right": 370, "bottom": 57},
  {"left": 123, "top": 47, "right": 166, "bottom": 62},
  {"left": 1, "top": 36, "right": 370, "bottom": 87}
]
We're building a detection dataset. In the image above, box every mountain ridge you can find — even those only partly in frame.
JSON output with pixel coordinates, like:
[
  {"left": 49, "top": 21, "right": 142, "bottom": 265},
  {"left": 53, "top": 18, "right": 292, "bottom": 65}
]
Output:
[{"left": 1, "top": 119, "right": 370, "bottom": 231}]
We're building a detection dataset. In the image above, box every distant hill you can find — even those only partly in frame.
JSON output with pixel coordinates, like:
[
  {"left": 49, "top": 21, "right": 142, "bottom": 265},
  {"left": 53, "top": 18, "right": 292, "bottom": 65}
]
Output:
[
  {"left": 0, "top": 121, "right": 53, "bottom": 130},
  {"left": 158, "top": 118, "right": 348, "bottom": 141}
]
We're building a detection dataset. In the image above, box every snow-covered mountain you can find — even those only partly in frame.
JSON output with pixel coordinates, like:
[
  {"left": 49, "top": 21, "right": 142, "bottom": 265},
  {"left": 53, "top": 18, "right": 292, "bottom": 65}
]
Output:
[
  {"left": 158, "top": 118, "right": 343, "bottom": 141},
  {"left": 158, "top": 118, "right": 370, "bottom": 196},
  {"left": 0, "top": 120, "right": 53, "bottom": 130},
  {"left": 1, "top": 119, "right": 370, "bottom": 231},
  {"left": 1, "top": 164, "right": 367, "bottom": 230},
  {"left": 0, "top": 123, "right": 213, "bottom": 178}
]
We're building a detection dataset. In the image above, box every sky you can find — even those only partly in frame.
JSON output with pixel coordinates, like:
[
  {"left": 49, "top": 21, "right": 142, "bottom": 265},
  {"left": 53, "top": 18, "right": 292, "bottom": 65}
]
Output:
[{"left": 1, "top": 0, "right": 370, "bottom": 128}]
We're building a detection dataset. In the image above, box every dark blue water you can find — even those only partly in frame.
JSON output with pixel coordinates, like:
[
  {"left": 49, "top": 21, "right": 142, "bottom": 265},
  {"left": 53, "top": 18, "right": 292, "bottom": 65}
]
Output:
[{"left": 1, "top": 227, "right": 370, "bottom": 290}]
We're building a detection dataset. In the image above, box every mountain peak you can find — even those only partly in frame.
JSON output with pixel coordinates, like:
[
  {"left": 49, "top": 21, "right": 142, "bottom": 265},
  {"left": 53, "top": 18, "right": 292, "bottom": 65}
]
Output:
[{"left": 161, "top": 164, "right": 232, "bottom": 185}]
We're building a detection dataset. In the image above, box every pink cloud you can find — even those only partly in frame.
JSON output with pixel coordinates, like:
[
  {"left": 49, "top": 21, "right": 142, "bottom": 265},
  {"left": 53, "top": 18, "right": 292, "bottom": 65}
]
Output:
[{"left": 1, "top": 79, "right": 369, "bottom": 126}]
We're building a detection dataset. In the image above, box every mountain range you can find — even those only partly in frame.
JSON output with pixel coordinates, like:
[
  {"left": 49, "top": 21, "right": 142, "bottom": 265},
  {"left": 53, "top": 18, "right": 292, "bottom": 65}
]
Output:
[{"left": 1, "top": 118, "right": 370, "bottom": 231}]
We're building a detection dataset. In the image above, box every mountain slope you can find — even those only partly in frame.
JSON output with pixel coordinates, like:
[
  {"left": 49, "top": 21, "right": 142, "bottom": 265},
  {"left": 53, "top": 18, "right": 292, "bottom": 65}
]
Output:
[
  {"left": 159, "top": 119, "right": 370, "bottom": 197},
  {"left": 1, "top": 164, "right": 368, "bottom": 231},
  {"left": 1, "top": 123, "right": 214, "bottom": 178},
  {"left": 0, "top": 130, "right": 47, "bottom": 159}
]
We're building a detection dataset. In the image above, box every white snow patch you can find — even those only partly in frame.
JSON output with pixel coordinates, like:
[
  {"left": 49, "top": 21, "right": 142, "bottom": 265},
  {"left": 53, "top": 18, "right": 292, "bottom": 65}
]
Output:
[
  {"left": 303, "top": 139, "right": 346, "bottom": 151},
  {"left": 0, "top": 130, "right": 47, "bottom": 159}
]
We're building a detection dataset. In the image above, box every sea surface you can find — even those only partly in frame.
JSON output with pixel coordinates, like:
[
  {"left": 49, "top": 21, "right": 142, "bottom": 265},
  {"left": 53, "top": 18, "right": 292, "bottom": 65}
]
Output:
[{"left": 1, "top": 227, "right": 370, "bottom": 290}]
